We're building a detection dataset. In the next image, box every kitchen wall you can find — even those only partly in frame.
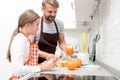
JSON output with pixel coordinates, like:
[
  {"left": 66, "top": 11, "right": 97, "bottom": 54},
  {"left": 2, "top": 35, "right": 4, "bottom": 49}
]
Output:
[
  {"left": 61, "top": 0, "right": 120, "bottom": 78},
  {"left": 89, "top": 0, "right": 120, "bottom": 78}
]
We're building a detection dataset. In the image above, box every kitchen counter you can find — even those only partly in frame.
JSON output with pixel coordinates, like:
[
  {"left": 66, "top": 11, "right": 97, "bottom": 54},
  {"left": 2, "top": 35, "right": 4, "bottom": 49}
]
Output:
[
  {"left": 20, "top": 64, "right": 119, "bottom": 80},
  {"left": 41, "top": 64, "right": 112, "bottom": 76}
]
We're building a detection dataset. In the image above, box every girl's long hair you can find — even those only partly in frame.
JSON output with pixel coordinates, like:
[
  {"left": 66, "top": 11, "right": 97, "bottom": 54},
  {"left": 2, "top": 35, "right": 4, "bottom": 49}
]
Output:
[{"left": 6, "top": 9, "right": 40, "bottom": 62}]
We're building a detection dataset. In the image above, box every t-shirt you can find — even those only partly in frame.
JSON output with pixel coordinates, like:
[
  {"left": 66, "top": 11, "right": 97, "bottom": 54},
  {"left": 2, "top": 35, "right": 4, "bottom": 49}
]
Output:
[{"left": 35, "top": 19, "right": 64, "bottom": 43}]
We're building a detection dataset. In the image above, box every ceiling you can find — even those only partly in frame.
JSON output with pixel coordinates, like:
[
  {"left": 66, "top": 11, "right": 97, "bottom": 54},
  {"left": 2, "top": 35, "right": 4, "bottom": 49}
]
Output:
[{"left": 74, "top": 0, "right": 100, "bottom": 31}]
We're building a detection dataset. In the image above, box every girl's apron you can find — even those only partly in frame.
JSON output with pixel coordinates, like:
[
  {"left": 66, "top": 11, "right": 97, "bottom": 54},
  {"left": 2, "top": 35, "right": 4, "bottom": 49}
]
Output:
[
  {"left": 38, "top": 17, "right": 59, "bottom": 63},
  {"left": 9, "top": 31, "right": 39, "bottom": 80}
]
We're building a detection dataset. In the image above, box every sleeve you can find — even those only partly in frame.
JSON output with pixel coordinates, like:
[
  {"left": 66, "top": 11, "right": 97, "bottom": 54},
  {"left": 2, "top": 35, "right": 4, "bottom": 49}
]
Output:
[
  {"left": 10, "top": 35, "right": 40, "bottom": 76},
  {"left": 56, "top": 20, "right": 64, "bottom": 35}
]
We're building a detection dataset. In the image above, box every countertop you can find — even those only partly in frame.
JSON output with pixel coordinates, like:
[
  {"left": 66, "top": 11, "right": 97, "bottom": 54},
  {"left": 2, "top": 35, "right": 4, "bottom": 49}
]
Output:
[
  {"left": 20, "top": 64, "right": 117, "bottom": 80},
  {"left": 41, "top": 64, "right": 113, "bottom": 76}
]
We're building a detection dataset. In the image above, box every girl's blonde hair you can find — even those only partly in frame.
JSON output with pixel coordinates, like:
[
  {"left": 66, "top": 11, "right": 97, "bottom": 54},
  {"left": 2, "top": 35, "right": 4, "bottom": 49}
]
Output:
[{"left": 7, "top": 9, "right": 40, "bottom": 62}]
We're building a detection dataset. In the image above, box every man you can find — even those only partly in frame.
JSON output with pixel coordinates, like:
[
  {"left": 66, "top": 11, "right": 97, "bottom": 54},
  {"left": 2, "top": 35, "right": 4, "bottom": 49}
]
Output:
[{"left": 34, "top": 0, "right": 66, "bottom": 63}]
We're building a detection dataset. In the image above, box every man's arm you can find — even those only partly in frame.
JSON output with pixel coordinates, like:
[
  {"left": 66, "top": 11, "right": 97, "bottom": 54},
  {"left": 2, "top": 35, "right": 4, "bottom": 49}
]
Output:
[{"left": 59, "top": 34, "right": 67, "bottom": 51}]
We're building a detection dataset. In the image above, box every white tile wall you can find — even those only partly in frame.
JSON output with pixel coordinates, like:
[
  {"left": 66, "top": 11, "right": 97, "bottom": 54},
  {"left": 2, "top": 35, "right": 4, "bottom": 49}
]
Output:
[{"left": 92, "top": 0, "right": 120, "bottom": 72}]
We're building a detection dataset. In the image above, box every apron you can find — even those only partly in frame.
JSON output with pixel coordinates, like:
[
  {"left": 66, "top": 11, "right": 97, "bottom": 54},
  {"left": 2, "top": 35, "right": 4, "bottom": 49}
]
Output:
[
  {"left": 9, "top": 31, "right": 39, "bottom": 80},
  {"left": 38, "top": 17, "right": 59, "bottom": 63}
]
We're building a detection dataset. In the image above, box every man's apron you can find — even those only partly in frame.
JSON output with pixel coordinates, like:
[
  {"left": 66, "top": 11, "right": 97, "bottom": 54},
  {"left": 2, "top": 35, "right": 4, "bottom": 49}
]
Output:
[
  {"left": 9, "top": 31, "right": 39, "bottom": 80},
  {"left": 38, "top": 17, "right": 59, "bottom": 63}
]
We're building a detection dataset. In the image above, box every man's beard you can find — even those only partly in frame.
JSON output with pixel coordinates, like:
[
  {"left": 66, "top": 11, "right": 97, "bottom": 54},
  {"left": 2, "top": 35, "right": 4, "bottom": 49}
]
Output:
[{"left": 45, "top": 16, "right": 55, "bottom": 22}]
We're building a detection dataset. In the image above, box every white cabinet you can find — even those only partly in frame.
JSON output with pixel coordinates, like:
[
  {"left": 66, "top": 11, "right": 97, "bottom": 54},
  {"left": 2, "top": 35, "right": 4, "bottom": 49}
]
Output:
[{"left": 57, "top": 0, "right": 76, "bottom": 29}]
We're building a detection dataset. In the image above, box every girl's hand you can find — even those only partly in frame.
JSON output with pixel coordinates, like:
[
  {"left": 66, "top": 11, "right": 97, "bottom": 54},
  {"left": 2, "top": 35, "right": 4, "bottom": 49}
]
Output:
[
  {"left": 46, "top": 54, "right": 58, "bottom": 62},
  {"left": 40, "top": 58, "right": 56, "bottom": 71}
]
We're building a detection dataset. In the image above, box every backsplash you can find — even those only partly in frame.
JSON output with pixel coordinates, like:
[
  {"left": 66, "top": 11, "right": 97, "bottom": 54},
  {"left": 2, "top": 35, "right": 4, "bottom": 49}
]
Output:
[{"left": 95, "top": 0, "right": 120, "bottom": 71}]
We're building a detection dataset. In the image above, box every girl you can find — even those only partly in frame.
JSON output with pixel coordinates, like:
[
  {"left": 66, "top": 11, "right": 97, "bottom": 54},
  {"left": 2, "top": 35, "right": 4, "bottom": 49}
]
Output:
[{"left": 7, "top": 9, "right": 56, "bottom": 80}]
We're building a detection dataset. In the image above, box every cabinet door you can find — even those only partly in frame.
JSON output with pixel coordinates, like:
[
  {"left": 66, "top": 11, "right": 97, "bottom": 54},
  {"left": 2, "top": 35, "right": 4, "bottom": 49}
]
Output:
[{"left": 57, "top": 0, "right": 76, "bottom": 29}]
